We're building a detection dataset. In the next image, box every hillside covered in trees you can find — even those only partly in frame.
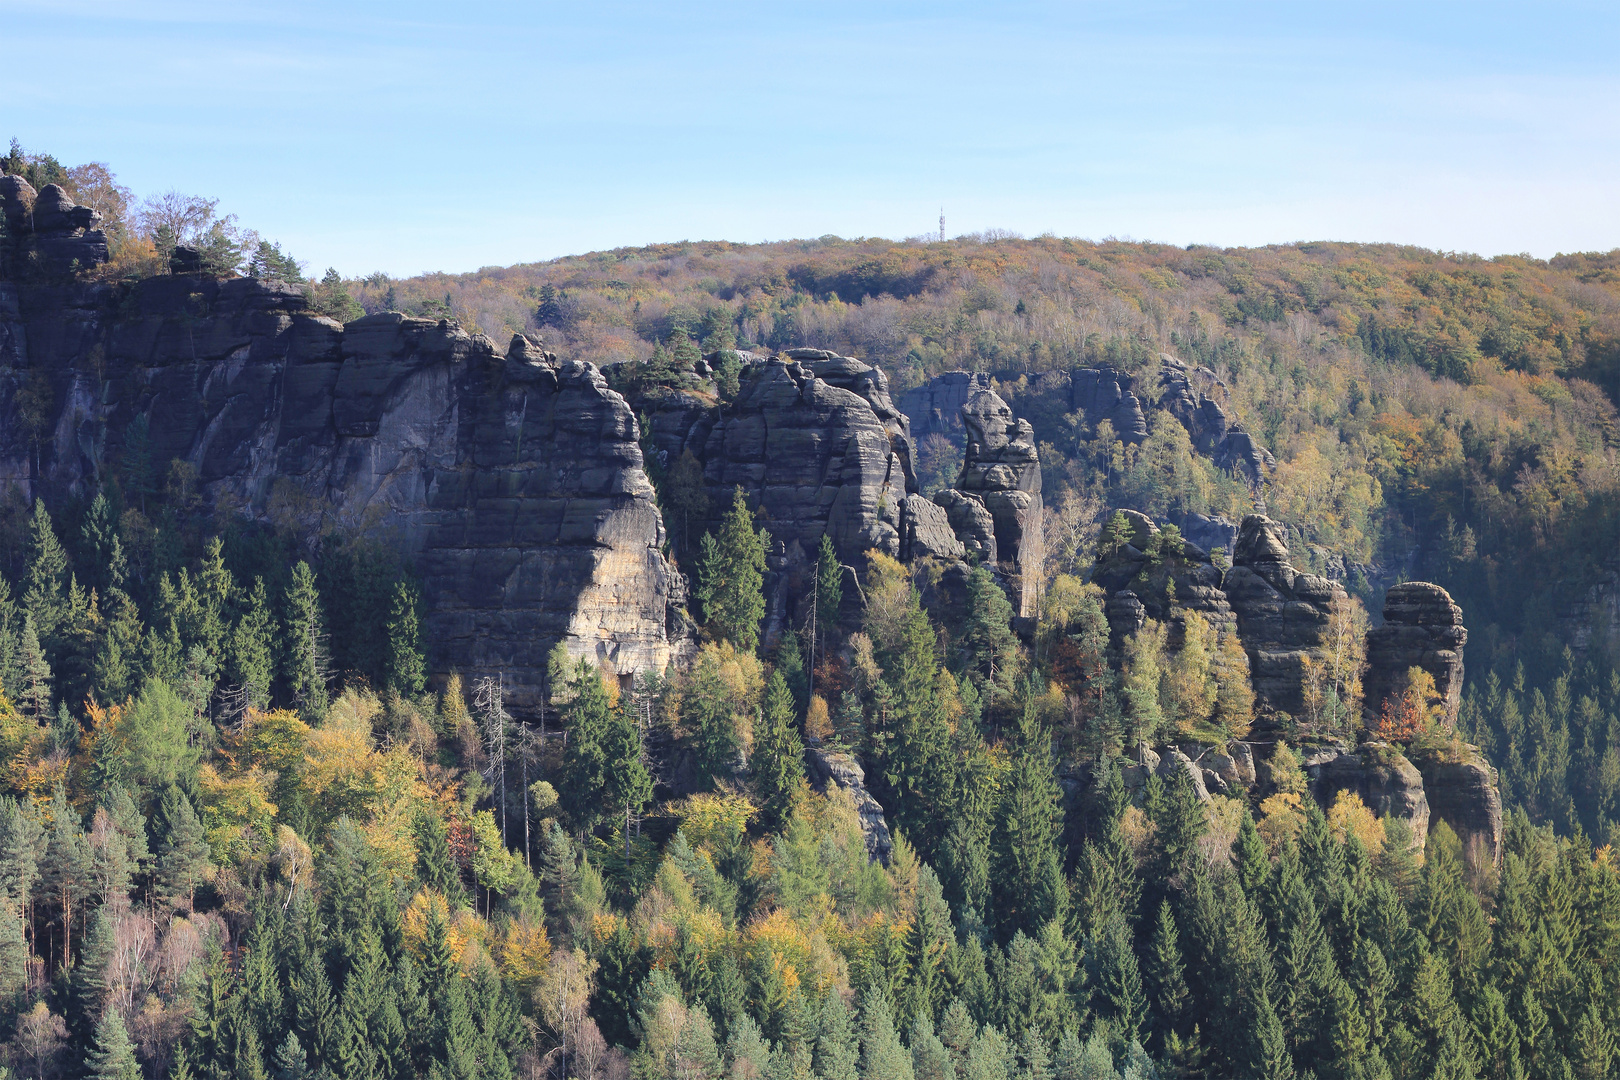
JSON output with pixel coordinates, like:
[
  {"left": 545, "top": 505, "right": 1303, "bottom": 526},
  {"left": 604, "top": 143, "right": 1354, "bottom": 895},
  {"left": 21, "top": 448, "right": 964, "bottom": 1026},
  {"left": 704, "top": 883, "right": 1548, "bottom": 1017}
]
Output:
[{"left": 1, "top": 141, "right": 1619, "bottom": 1080}]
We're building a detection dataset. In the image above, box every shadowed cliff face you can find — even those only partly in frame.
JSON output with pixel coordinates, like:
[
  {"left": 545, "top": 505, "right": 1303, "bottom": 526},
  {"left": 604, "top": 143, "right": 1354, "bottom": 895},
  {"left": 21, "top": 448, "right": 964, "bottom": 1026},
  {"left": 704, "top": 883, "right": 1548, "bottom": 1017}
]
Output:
[{"left": 0, "top": 274, "right": 677, "bottom": 713}]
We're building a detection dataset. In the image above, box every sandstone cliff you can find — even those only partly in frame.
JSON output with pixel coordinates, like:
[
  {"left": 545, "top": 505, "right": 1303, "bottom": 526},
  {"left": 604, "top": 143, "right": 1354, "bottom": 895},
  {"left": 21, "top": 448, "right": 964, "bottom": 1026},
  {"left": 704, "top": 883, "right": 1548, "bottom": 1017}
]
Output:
[{"left": 1, "top": 244, "right": 677, "bottom": 713}]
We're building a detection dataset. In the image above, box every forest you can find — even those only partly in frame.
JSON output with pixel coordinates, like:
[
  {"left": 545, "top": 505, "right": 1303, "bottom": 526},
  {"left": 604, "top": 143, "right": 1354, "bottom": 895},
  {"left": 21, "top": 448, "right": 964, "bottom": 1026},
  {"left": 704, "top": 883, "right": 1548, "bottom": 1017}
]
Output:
[{"left": 2, "top": 141, "right": 1620, "bottom": 1080}]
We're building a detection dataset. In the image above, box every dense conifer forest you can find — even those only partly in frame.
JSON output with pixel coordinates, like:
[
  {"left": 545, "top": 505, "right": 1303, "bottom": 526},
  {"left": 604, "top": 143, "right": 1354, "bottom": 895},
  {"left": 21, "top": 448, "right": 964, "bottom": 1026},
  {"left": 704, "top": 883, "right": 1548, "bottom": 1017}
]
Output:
[{"left": 2, "top": 141, "right": 1619, "bottom": 1080}]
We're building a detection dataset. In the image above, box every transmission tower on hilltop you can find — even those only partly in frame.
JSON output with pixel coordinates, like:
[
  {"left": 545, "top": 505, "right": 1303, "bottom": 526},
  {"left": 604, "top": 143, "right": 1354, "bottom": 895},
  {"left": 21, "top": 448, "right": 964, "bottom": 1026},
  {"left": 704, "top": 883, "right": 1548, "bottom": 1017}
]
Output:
[{"left": 939, "top": 208, "right": 945, "bottom": 243}]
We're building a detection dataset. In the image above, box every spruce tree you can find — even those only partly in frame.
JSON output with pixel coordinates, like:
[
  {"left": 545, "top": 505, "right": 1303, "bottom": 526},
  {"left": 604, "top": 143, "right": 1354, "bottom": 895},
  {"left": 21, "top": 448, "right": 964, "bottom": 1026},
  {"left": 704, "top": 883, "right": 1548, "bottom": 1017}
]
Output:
[
  {"left": 601, "top": 691, "right": 654, "bottom": 840},
  {"left": 157, "top": 785, "right": 212, "bottom": 911},
  {"left": 695, "top": 486, "right": 767, "bottom": 652},
  {"left": 992, "top": 685, "right": 1067, "bottom": 940},
  {"left": 271, "top": 1030, "right": 310, "bottom": 1080},
  {"left": 753, "top": 669, "right": 805, "bottom": 832},
  {"left": 24, "top": 500, "right": 69, "bottom": 651},
  {"left": 815, "top": 532, "right": 843, "bottom": 644},
  {"left": 1090, "top": 912, "right": 1149, "bottom": 1047},
  {"left": 961, "top": 566, "right": 1020, "bottom": 712},
  {"left": 84, "top": 1005, "right": 141, "bottom": 1080},
  {"left": 1145, "top": 901, "right": 1188, "bottom": 1040},
  {"left": 16, "top": 614, "right": 53, "bottom": 723},
  {"left": 860, "top": 986, "right": 916, "bottom": 1080},
  {"left": 386, "top": 578, "right": 426, "bottom": 696},
  {"left": 558, "top": 659, "right": 614, "bottom": 831},
  {"left": 228, "top": 577, "right": 276, "bottom": 714},
  {"left": 281, "top": 561, "right": 329, "bottom": 719}
]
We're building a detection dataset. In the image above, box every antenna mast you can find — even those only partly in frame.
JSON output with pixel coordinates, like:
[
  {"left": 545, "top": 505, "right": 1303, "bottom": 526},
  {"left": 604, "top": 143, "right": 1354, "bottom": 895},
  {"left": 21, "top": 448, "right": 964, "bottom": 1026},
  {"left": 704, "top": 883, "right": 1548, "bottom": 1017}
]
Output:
[{"left": 939, "top": 208, "right": 945, "bottom": 243}]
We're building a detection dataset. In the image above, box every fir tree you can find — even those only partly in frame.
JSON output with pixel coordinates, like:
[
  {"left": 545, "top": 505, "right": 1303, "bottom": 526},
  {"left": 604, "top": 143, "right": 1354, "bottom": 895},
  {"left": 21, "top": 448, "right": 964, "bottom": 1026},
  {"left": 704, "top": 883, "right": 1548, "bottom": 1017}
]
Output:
[
  {"left": 1145, "top": 901, "right": 1188, "bottom": 1040},
  {"left": 24, "top": 500, "right": 69, "bottom": 650},
  {"left": 16, "top": 614, "right": 52, "bottom": 723},
  {"left": 695, "top": 486, "right": 768, "bottom": 652},
  {"left": 815, "top": 532, "right": 844, "bottom": 646},
  {"left": 558, "top": 659, "right": 614, "bottom": 831}
]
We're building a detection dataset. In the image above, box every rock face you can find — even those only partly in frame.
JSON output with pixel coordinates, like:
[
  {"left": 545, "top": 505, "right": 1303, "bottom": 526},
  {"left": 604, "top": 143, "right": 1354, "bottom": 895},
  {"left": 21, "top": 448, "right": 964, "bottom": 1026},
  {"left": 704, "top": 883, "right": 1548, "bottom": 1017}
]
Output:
[
  {"left": 1090, "top": 509, "right": 1233, "bottom": 646},
  {"left": 805, "top": 746, "right": 894, "bottom": 863},
  {"left": 1363, "top": 582, "right": 1468, "bottom": 727},
  {"left": 1413, "top": 746, "right": 1503, "bottom": 867},
  {"left": 1308, "top": 745, "right": 1431, "bottom": 851},
  {"left": 1222, "top": 515, "right": 1348, "bottom": 718},
  {"left": 955, "top": 388, "right": 1043, "bottom": 617},
  {"left": 1071, "top": 366, "right": 1149, "bottom": 443},
  {"left": 896, "top": 370, "right": 992, "bottom": 439},
  {"left": 1157, "top": 356, "right": 1230, "bottom": 453},
  {"left": 0, "top": 274, "right": 678, "bottom": 713},
  {"left": 0, "top": 178, "right": 110, "bottom": 275},
  {"left": 898, "top": 494, "right": 964, "bottom": 561},
  {"left": 693, "top": 350, "right": 915, "bottom": 561}
]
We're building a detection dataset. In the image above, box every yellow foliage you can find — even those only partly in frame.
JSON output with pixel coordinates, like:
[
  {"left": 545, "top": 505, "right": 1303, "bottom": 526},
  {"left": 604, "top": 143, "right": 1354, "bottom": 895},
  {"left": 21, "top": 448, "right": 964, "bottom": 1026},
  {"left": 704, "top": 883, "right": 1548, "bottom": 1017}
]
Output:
[
  {"left": 497, "top": 916, "right": 552, "bottom": 995},
  {"left": 668, "top": 791, "right": 756, "bottom": 849},
  {"left": 301, "top": 690, "right": 387, "bottom": 822},
  {"left": 403, "top": 890, "right": 467, "bottom": 963},
  {"left": 1327, "top": 790, "right": 1387, "bottom": 853},
  {"left": 805, "top": 695, "right": 832, "bottom": 742},
  {"left": 196, "top": 763, "right": 278, "bottom": 866},
  {"left": 239, "top": 708, "right": 310, "bottom": 776},
  {"left": 1258, "top": 793, "right": 1306, "bottom": 852},
  {"left": 742, "top": 908, "right": 835, "bottom": 1000}
]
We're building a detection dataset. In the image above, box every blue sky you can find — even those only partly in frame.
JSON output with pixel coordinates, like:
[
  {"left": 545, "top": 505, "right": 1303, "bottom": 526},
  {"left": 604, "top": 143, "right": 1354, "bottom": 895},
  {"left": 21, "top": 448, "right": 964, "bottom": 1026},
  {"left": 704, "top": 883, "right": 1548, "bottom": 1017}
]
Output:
[{"left": 5, "top": 1, "right": 1617, "bottom": 276}]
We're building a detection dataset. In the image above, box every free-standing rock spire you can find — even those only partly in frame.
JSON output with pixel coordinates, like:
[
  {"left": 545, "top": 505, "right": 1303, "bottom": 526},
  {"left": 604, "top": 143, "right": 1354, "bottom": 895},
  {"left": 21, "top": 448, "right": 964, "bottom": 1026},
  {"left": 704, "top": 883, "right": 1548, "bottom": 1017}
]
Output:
[
  {"left": 1363, "top": 582, "right": 1468, "bottom": 727},
  {"left": 952, "top": 388, "right": 1043, "bottom": 617}
]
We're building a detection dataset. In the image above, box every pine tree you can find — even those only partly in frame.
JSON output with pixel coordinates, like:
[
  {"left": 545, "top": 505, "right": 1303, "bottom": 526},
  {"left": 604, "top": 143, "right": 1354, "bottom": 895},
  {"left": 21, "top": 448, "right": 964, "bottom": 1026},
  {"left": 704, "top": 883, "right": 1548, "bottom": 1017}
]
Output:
[
  {"left": 281, "top": 561, "right": 329, "bottom": 719},
  {"left": 695, "top": 486, "right": 767, "bottom": 652},
  {"left": 386, "top": 578, "right": 426, "bottom": 696},
  {"left": 93, "top": 587, "right": 144, "bottom": 706},
  {"left": 753, "top": 669, "right": 805, "bottom": 832},
  {"left": 84, "top": 1006, "right": 141, "bottom": 1080}
]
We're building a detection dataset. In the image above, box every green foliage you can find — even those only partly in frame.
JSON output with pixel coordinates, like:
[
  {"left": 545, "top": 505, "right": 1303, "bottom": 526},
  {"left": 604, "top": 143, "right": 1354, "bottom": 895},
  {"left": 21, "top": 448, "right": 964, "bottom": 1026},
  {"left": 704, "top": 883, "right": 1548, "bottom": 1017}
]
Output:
[
  {"left": 752, "top": 670, "right": 805, "bottom": 832},
  {"left": 696, "top": 487, "right": 768, "bottom": 652}
]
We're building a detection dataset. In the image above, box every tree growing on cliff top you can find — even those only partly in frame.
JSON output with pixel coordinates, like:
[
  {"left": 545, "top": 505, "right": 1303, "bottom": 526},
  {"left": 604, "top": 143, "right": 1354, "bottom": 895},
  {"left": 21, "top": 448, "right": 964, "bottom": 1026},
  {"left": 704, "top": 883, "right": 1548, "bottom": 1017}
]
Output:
[{"left": 696, "top": 486, "right": 768, "bottom": 653}]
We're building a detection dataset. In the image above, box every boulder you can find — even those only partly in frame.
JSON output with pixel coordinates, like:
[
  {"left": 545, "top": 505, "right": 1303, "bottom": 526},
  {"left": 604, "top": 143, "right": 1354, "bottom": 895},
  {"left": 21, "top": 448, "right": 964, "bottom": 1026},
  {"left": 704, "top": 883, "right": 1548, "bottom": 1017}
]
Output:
[
  {"left": 806, "top": 747, "right": 894, "bottom": 864},
  {"left": 934, "top": 488, "right": 996, "bottom": 564},
  {"left": 1363, "top": 582, "right": 1468, "bottom": 727}
]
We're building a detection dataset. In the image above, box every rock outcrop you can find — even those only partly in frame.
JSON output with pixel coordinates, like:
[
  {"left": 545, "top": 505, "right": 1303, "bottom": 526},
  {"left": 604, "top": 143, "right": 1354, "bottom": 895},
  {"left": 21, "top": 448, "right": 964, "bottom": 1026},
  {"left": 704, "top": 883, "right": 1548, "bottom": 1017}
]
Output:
[
  {"left": 0, "top": 177, "right": 110, "bottom": 275},
  {"left": 1, "top": 274, "right": 678, "bottom": 713},
  {"left": 954, "top": 388, "right": 1043, "bottom": 616},
  {"left": 1071, "top": 366, "right": 1149, "bottom": 443},
  {"left": 1307, "top": 744, "right": 1430, "bottom": 851},
  {"left": 1222, "top": 514, "right": 1347, "bottom": 719},
  {"left": 806, "top": 746, "right": 894, "bottom": 863},
  {"left": 896, "top": 370, "right": 991, "bottom": 439},
  {"left": 693, "top": 350, "right": 915, "bottom": 561},
  {"left": 1412, "top": 745, "right": 1503, "bottom": 867},
  {"left": 1363, "top": 582, "right": 1468, "bottom": 727}
]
